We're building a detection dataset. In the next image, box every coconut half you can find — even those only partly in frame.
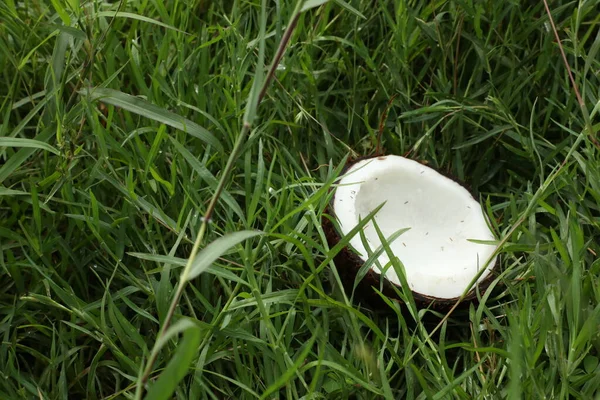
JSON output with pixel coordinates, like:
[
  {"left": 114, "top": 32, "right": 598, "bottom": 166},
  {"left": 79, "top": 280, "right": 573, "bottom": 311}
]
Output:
[{"left": 325, "top": 155, "right": 498, "bottom": 305}]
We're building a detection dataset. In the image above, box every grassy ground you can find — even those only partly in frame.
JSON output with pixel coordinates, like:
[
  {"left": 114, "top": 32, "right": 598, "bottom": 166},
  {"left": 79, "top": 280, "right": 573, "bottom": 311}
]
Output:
[{"left": 2, "top": 0, "right": 600, "bottom": 398}]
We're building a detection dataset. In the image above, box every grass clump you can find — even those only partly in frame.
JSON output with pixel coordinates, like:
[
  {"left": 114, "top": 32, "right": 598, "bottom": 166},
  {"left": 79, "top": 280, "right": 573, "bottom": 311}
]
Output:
[{"left": 1, "top": 0, "right": 600, "bottom": 398}]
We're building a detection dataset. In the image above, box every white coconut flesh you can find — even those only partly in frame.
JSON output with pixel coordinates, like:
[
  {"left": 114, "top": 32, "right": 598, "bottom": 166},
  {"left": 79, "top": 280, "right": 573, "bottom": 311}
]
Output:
[{"left": 333, "top": 155, "right": 498, "bottom": 299}]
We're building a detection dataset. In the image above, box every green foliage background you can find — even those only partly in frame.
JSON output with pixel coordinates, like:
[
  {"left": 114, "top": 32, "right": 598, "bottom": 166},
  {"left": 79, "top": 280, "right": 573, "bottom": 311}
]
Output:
[{"left": 1, "top": 0, "right": 600, "bottom": 398}]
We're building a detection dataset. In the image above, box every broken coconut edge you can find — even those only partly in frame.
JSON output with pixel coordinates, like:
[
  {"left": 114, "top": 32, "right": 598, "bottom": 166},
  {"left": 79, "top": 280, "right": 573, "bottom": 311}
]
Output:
[{"left": 321, "top": 154, "right": 500, "bottom": 310}]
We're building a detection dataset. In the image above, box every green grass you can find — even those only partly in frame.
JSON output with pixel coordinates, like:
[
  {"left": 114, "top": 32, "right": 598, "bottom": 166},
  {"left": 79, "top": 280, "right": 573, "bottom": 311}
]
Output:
[{"left": 1, "top": 0, "right": 600, "bottom": 398}]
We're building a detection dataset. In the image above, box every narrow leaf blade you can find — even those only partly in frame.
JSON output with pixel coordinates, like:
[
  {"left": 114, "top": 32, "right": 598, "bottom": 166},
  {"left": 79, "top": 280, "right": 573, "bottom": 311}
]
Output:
[
  {"left": 127, "top": 252, "right": 248, "bottom": 285},
  {"left": 301, "top": 0, "right": 330, "bottom": 12},
  {"left": 0, "top": 137, "right": 60, "bottom": 155},
  {"left": 93, "top": 11, "right": 187, "bottom": 34},
  {"left": 81, "top": 88, "right": 223, "bottom": 151},
  {"left": 185, "top": 231, "right": 262, "bottom": 282},
  {"left": 144, "top": 321, "right": 202, "bottom": 400},
  {"left": 169, "top": 136, "right": 245, "bottom": 221},
  {"left": 0, "top": 128, "right": 55, "bottom": 185}
]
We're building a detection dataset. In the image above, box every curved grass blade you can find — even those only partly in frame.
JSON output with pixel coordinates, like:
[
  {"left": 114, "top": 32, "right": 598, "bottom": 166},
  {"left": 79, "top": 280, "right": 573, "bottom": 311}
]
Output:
[
  {"left": 259, "top": 329, "right": 319, "bottom": 400},
  {"left": 185, "top": 230, "right": 263, "bottom": 282},
  {"left": 93, "top": 11, "right": 187, "bottom": 34},
  {"left": 301, "top": 0, "right": 330, "bottom": 12},
  {"left": 0, "top": 137, "right": 60, "bottom": 155},
  {"left": 80, "top": 88, "right": 223, "bottom": 151},
  {"left": 169, "top": 136, "right": 245, "bottom": 222},
  {"left": 0, "top": 127, "right": 55, "bottom": 185},
  {"left": 143, "top": 319, "right": 202, "bottom": 400},
  {"left": 127, "top": 252, "right": 248, "bottom": 285}
]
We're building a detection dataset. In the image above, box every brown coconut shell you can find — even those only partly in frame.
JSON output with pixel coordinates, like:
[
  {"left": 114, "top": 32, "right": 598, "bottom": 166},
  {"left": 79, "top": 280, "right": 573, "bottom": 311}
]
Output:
[{"left": 321, "top": 154, "right": 500, "bottom": 312}]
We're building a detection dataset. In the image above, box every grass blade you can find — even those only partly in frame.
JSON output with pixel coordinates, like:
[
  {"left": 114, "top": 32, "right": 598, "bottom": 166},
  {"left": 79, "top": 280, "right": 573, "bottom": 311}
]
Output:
[
  {"left": 0, "top": 137, "right": 60, "bottom": 155},
  {"left": 143, "top": 320, "right": 202, "bottom": 400},
  {"left": 301, "top": 0, "right": 330, "bottom": 12},
  {"left": 127, "top": 252, "right": 248, "bottom": 285},
  {"left": 93, "top": 11, "right": 187, "bottom": 34},
  {"left": 259, "top": 329, "right": 318, "bottom": 400},
  {"left": 81, "top": 88, "right": 223, "bottom": 151},
  {"left": 0, "top": 128, "right": 55, "bottom": 184},
  {"left": 184, "top": 230, "right": 263, "bottom": 282},
  {"left": 169, "top": 136, "right": 245, "bottom": 222}
]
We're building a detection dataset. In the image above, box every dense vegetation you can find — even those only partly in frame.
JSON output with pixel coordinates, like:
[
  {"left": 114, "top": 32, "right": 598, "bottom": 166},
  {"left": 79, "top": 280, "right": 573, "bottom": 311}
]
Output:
[{"left": 1, "top": 0, "right": 599, "bottom": 398}]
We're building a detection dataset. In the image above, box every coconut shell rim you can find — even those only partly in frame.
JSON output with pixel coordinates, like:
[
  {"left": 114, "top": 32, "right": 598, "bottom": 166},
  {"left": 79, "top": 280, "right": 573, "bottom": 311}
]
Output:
[{"left": 322, "top": 154, "right": 501, "bottom": 309}]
